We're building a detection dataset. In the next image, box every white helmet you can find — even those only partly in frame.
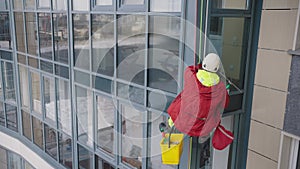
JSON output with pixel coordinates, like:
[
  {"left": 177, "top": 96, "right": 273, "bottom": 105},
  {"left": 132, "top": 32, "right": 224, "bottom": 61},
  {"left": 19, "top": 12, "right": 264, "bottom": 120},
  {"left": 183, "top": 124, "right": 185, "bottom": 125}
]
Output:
[{"left": 202, "top": 53, "right": 220, "bottom": 73}]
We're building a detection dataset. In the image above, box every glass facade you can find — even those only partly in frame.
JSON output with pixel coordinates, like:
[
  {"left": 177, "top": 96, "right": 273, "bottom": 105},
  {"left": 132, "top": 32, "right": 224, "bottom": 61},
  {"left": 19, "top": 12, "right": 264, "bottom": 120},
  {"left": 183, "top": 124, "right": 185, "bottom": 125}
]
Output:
[
  {"left": 0, "top": 0, "right": 257, "bottom": 169},
  {"left": 0, "top": 146, "right": 35, "bottom": 169}
]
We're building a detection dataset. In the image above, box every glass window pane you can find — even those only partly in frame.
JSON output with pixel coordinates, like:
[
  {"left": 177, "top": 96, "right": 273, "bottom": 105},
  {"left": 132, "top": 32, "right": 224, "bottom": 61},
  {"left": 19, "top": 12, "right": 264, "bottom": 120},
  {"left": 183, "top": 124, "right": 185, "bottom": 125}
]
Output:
[
  {"left": 122, "top": 0, "right": 144, "bottom": 5},
  {"left": 43, "top": 76, "right": 56, "bottom": 124},
  {"left": 38, "top": 13, "right": 52, "bottom": 60},
  {"left": 25, "top": 13, "right": 38, "bottom": 56},
  {"left": 32, "top": 116, "right": 43, "bottom": 149},
  {"left": 117, "top": 83, "right": 144, "bottom": 105},
  {"left": 19, "top": 66, "right": 30, "bottom": 109},
  {"left": 73, "top": 14, "right": 90, "bottom": 70},
  {"left": 148, "top": 16, "right": 180, "bottom": 93},
  {"left": 151, "top": 0, "right": 181, "bottom": 12},
  {"left": 147, "top": 90, "right": 175, "bottom": 112},
  {"left": 59, "top": 132, "right": 73, "bottom": 169},
  {"left": 121, "top": 104, "right": 144, "bottom": 168},
  {"left": 209, "top": 17, "right": 247, "bottom": 91},
  {"left": 78, "top": 144, "right": 93, "bottom": 169},
  {"left": 148, "top": 112, "right": 175, "bottom": 169},
  {"left": 0, "top": 13, "right": 12, "bottom": 50},
  {"left": 45, "top": 124, "right": 58, "bottom": 160},
  {"left": 38, "top": 0, "right": 50, "bottom": 9},
  {"left": 73, "top": 0, "right": 89, "bottom": 11},
  {"left": 28, "top": 57, "right": 39, "bottom": 69},
  {"left": 17, "top": 54, "right": 26, "bottom": 64},
  {"left": 212, "top": 0, "right": 247, "bottom": 10},
  {"left": 92, "top": 14, "right": 114, "bottom": 76},
  {"left": 92, "top": 75, "right": 112, "bottom": 94},
  {"left": 0, "top": 0, "right": 6, "bottom": 10},
  {"left": 96, "top": 95, "right": 115, "bottom": 155},
  {"left": 53, "top": 13, "right": 68, "bottom": 64},
  {"left": 24, "top": 161, "right": 34, "bottom": 169},
  {"left": 8, "top": 152, "right": 21, "bottom": 169},
  {"left": 0, "top": 146, "right": 7, "bottom": 169},
  {"left": 13, "top": 0, "right": 22, "bottom": 9},
  {"left": 1, "top": 51, "right": 12, "bottom": 61},
  {"left": 14, "top": 12, "right": 26, "bottom": 53},
  {"left": 30, "top": 72, "right": 41, "bottom": 114},
  {"left": 76, "top": 86, "right": 93, "bottom": 147},
  {"left": 96, "top": 156, "right": 115, "bottom": 169},
  {"left": 6, "top": 104, "right": 18, "bottom": 131},
  {"left": 40, "top": 60, "right": 53, "bottom": 73},
  {"left": 55, "top": 64, "right": 69, "bottom": 79},
  {"left": 96, "top": 0, "right": 112, "bottom": 6},
  {"left": 2, "top": 62, "right": 16, "bottom": 102},
  {"left": 22, "top": 110, "right": 32, "bottom": 140},
  {"left": 74, "top": 70, "right": 90, "bottom": 87},
  {"left": 0, "top": 101, "right": 4, "bottom": 126},
  {"left": 117, "top": 15, "right": 145, "bottom": 85},
  {"left": 57, "top": 79, "right": 71, "bottom": 135},
  {"left": 52, "top": 0, "right": 67, "bottom": 10},
  {"left": 24, "top": 0, "right": 35, "bottom": 9}
]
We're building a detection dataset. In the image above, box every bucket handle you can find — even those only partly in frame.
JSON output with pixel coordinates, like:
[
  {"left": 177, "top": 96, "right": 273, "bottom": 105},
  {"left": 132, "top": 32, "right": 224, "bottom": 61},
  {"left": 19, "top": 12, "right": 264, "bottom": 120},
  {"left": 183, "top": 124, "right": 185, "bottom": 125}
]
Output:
[{"left": 168, "top": 126, "right": 175, "bottom": 148}]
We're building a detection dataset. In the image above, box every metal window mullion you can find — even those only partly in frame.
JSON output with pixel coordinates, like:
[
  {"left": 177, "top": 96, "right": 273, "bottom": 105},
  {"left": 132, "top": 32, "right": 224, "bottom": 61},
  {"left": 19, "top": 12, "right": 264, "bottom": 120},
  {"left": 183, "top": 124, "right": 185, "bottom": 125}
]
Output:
[{"left": 68, "top": 0, "right": 78, "bottom": 168}]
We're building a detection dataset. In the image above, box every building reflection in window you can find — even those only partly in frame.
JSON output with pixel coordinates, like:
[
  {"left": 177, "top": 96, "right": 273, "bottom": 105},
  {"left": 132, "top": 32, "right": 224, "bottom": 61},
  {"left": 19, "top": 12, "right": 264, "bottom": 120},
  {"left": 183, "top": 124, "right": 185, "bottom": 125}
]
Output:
[{"left": 0, "top": 13, "right": 12, "bottom": 50}]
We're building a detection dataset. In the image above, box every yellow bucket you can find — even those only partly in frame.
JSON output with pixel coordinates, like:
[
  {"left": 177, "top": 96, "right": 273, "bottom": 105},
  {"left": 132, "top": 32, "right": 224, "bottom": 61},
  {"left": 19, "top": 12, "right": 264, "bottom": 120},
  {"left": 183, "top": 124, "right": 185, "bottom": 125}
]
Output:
[{"left": 160, "top": 133, "right": 184, "bottom": 165}]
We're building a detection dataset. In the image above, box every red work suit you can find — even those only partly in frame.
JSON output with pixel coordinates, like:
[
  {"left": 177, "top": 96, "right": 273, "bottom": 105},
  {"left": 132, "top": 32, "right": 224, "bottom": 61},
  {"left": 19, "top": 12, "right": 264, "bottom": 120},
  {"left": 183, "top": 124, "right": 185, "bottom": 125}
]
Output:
[{"left": 167, "top": 64, "right": 229, "bottom": 137}]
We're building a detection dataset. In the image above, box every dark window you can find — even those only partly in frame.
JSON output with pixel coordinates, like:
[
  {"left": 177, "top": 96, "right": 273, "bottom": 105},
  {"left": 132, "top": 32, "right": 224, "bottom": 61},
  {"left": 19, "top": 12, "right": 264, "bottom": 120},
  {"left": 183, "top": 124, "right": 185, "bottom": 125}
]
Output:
[
  {"left": 78, "top": 144, "right": 93, "bottom": 169},
  {"left": 0, "top": 51, "right": 12, "bottom": 61},
  {"left": 22, "top": 110, "right": 32, "bottom": 140},
  {"left": 0, "top": 12, "right": 12, "bottom": 50},
  {"left": 32, "top": 116, "right": 43, "bottom": 149},
  {"left": 74, "top": 70, "right": 90, "bottom": 87},
  {"left": 40, "top": 60, "right": 53, "bottom": 73},
  {"left": 5, "top": 104, "right": 18, "bottom": 132},
  {"left": 73, "top": 14, "right": 90, "bottom": 70},
  {"left": 117, "top": 82, "right": 144, "bottom": 105},
  {"left": 45, "top": 124, "right": 58, "bottom": 160},
  {"left": 147, "top": 90, "right": 174, "bottom": 112},
  {"left": 92, "top": 75, "right": 112, "bottom": 94},
  {"left": 59, "top": 132, "right": 72, "bottom": 169}
]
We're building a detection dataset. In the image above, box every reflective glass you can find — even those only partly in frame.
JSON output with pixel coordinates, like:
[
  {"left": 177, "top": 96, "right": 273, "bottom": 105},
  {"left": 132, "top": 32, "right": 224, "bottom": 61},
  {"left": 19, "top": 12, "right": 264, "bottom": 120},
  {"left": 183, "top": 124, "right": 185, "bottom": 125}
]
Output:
[
  {"left": 28, "top": 57, "right": 39, "bottom": 68},
  {"left": 2, "top": 62, "right": 16, "bottom": 102},
  {"left": 24, "top": 0, "right": 35, "bottom": 9},
  {"left": 73, "top": 0, "right": 89, "bottom": 11},
  {"left": 24, "top": 161, "right": 34, "bottom": 169},
  {"left": 0, "top": 101, "right": 4, "bottom": 126},
  {"left": 117, "top": 83, "right": 144, "bottom": 105},
  {"left": 17, "top": 54, "right": 26, "bottom": 64},
  {"left": 74, "top": 70, "right": 90, "bottom": 87},
  {"left": 57, "top": 79, "right": 71, "bottom": 135},
  {"left": 96, "top": 157, "right": 115, "bottom": 169},
  {"left": 13, "top": 0, "right": 22, "bottom": 10},
  {"left": 8, "top": 152, "right": 21, "bottom": 169},
  {"left": 19, "top": 66, "right": 30, "bottom": 109},
  {"left": 43, "top": 76, "right": 56, "bottom": 124},
  {"left": 121, "top": 104, "right": 144, "bottom": 168},
  {"left": 209, "top": 17, "right": 247, "bottom": 91},
  {"left": 148, "top": 16, "right": 180, "bottom": 93},
  {"left": 14, "top": 13, "right": 26, "bottom": 53},
  {"left": 59, "top": 132, "right": 72, "bottom": 169},
  {"left": 78, "top": 144, "right": 93, "bottom": 169},
  {"left": 122, "top": 0, "right": 144, "bottom": 5},
  {"left": 76, "top": 86, "right": 93, "bottom": 147},
  {"left": 96, "top": 0, "right": 112, "bottom": 6},
  {"left": 96, "top": 95, "right": 115, "bottom": 155},
  {"left": 22, "top": 110, "right": 32, "bottom": 140},
  {"left": 117, "top": 15, "right": 145, "bottom": 85},
  {"left": 0, "top": 0, "right": 6, "bottom": 10},
  {"left": 40, "top": 60, "right": 53, "bottom": 73},
  {"left": 92, "top": 15, "right": 114, "bottom": 76},
  {"left": 212, "top": 0, "right": 248, "bottom": 10},
  {"left": 0, "top": 13, "right": 12, "bottom": 50},
  {"left": 53, "top": 13, "right": 68, "bottom": 64},
  {"left": 30, "top": 72, "right": 41, "bottom": 114},
  {"left": 147, "top": 90, "right": 175, "bottom": 112},
  {"left": 150, "top": 0, "right": 181, "bottom": 12},
  {"left": 45, "top": 124, "right": 58, "bottom": 160},
  {"left": 55, "top": 64, "right": 69, "bottom": 79},
  {"left": 0, "top": 146, "right": 7, "bottom": 169},
  {"left": 32, "top": 116, "right": 43, "bottom": 149},
  {"left": 1, "top": 51, "right": 12, "bottom": 60},
  {"left": 38, "top": 0, "right": 50, "bottom": 9},
  {"left": 148, "top": 112, "right": 175, "bottom": 169},
  {"left": 73, "top": 14, "right": 90, "bottom": 70},
  {"left": 92, "top": 75, "right": 112, "bottom": 94},
  {"left": 0, "top": 62, "right": 2, "bottom": 99},
  {"left": 38, "top": 13, "right": 52, "bottom": 60},
  {"left": 6, "top": 104, "right": 18, "bottom": 132},
  {"left": 25, "top": 13, "right": 38, "bottom": 56},
  {"left": 52, "top": 0, "right": 67, "bottom": 10}
]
